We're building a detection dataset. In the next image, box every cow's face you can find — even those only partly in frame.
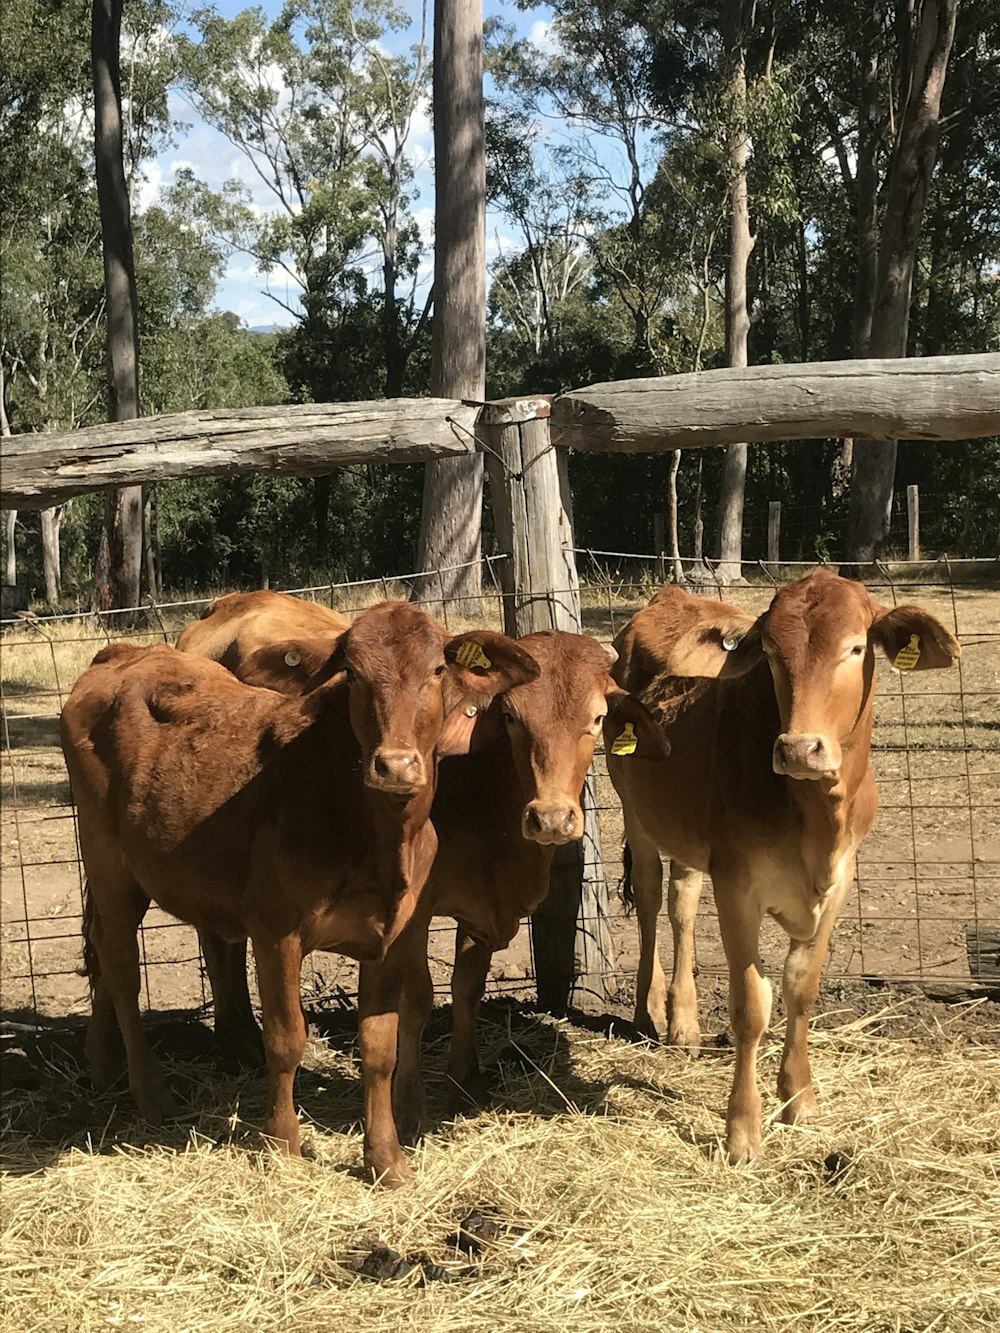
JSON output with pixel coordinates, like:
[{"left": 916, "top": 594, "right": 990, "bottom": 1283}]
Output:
[
  {"left": 497, "top": 632, "right": 667, "bottom": 845},
  {"left": 325, "top": 606, "right": 539, "bottom": 797},
  {"left": 758, "top": 572, "right": 960, "bottom": 781}
]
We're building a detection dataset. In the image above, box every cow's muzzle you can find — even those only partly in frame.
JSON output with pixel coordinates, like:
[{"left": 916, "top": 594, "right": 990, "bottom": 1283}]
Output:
[
  {"left": 522, "top": 800, "right": 583, "bottom": 845},
  {"left": 367, "top": 747, "right": 426, "bottom": 794},
  {"left": 772, "top": 733, "right": 840, "bottom": 780}
]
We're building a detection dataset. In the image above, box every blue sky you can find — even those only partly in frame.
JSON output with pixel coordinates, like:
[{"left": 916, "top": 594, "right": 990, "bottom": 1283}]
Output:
[{"left": 144, "top": 0, "right": 559, "bottom": 328}]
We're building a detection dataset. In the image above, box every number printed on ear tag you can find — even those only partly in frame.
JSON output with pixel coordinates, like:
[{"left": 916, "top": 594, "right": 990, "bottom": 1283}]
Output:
[
  {"left": 611, "top": 722, "right": 638, "bottom": 756},
  {"left": 893, "top": 634, "right": 921, "bottom": 671},
  {"left": 455, "top": 640, "right": 492, "bottom": 670}
]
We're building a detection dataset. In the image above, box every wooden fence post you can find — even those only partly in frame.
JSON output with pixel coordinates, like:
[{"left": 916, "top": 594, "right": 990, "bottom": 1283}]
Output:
[
  {"left": 479, "top": 399, "right": 616, "bottom": 1013},
  {"left": 907, "top": 485, "right": 920, "bottom": 561},
  {"left": 767, "top": 501, "right": 781, "bottom": 570}
]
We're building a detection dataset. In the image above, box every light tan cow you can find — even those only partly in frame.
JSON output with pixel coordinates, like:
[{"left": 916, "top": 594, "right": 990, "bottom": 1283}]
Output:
[{"left": 606, "top": 570, "right": 960, "bottom": 1162}]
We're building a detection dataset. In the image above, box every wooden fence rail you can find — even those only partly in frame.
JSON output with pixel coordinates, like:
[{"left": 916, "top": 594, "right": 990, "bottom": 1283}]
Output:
[{"left": 3, "top": 354, "right": 998, "bottom": 509}]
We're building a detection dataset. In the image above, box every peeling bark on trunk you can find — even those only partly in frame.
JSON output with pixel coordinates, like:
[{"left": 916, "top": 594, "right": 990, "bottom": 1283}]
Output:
[
  {"left": 414, "top": 0, "right": 486, "bottom": 614},
  {"left": 92, "top": 0, "right": 143, "bottom": 612},
  {"left": 847, "top": 0, "right": 957, "bottom": 564},
  {"left": 715, "top": 5, "right": 754, "bottom": 585}
]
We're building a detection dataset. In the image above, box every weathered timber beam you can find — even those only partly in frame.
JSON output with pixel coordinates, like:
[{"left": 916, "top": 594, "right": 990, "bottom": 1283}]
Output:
[
  {"left": 0, "top": 399, "right": 478, "bottom": 508},
  {"left": 551, "top": 354, "right": 1000, "bottom": 452}
]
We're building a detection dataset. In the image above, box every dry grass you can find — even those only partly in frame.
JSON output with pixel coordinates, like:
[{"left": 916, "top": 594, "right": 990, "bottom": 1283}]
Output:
[{"left": 2, "top": 1000, "right": 999, "bottom": 1333}]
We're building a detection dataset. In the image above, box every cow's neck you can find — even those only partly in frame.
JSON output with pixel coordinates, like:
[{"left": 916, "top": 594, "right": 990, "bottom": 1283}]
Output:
[{"left": 785, "top": 712, "right": 875, "bottom": 890}]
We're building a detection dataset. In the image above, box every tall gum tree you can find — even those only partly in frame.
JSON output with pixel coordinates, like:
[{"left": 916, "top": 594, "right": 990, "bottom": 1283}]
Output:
[
  {"left": 92, "top": 0, "right": 143, "bottom": 610},
  {"left": 846, "top": 0, "right": 958, "bottom": 563},
  {"left": 414, "top": 0, "right": 486, "bottom": 612}
]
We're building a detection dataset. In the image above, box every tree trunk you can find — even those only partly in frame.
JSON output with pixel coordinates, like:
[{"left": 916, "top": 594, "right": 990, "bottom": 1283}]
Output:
[
  {"left": 846, "top": 0, "right": 957, "bottom": 564},
  {"left": 3, "top": 510, "right": 15, "bottom": 587},
  {"left": 92, "top": 0, "right": 143, "bottom": 612},
  {"left": 40, "top": 507, "right": 62, "bottom": 606},
  {"left": 414, "top": 0, "right": 486, "bottom": 614},
  {"left": 715, "top": 5, "right": 754, "bottom": 584},
  {"left": 667, "top": 449, "right": 684, "bottom": 583}
]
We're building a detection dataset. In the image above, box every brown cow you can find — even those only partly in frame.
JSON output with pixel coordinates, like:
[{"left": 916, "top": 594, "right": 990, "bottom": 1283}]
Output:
[
  {"left": 60, "top": 602, "right": 539, "bottom": 1184},
  {"left": 176, "top": 589, "right": 351, "bottom": 1061},
  {"left": 232, "top": 628, "right": 665, "bottom": 1139},
  {"left": 607, "top": 570, "right": 960, "bottom": 1163},
  {"left": 175, "top": 588, "right": 350, "bottom": 667}
]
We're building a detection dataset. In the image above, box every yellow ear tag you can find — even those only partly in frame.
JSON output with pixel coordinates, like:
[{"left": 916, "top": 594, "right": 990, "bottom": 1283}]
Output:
[
  {"left": 893, "top": 634, "right": 921, "bottom": 672},
  {"left": 284, "top": 650, "right": 301, "bottom": 667},
  {"left": 455, "top": 640, "right": 492, "bottom": 670},
  {"left": 611, "top": 722, "right": 638, "bottom": 756}
]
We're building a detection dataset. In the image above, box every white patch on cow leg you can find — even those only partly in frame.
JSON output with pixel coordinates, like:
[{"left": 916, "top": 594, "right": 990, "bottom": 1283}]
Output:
[
  {"left": 667, "top": 861, "right": 704, "bottom": 1053},
  {"left": 778, "top": 871, "right": 853, "bottom": 1125},
  {"left": 715, "top": 885, "right": 770, "bottom": 1163},
  {"left": 626, "top": 827, "right": 667, "bottom": 1039}
]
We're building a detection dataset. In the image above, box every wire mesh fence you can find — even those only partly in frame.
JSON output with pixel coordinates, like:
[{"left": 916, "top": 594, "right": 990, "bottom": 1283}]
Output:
[{"left": 1, "top": 555, "right": 997, "bottom": 1038}]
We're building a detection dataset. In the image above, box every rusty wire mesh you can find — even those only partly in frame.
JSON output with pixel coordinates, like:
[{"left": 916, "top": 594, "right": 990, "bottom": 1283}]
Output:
[{"left": 1, "top": 555, "right": 997, "bottom": 1038}]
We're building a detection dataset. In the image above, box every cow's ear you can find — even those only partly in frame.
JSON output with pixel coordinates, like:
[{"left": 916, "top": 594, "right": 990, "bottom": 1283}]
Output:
[
  {"left": 438, "top": 632, "right": 540, "bottom": 757},
  {"left": 236, "top": 636, "right": 344, "bottom": 695},
  {"left": 603, "top": 684, "right": 670, "bottom": 761},
  {"left": 870, "top": 605, "right": 961, "bottom": 672},
  {"left": 666, "top": 618, "right": 763, "bottom": 679}
]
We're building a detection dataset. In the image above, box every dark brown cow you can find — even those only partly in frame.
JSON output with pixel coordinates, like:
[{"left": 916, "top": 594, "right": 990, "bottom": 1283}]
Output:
[
  {"left": 607, "top": 570, "right": 960, "bottom": 1162},
  {"left": 233, "top": 628, "right": 664, "bottom": 1138},
  {"left": 176, "top": 589, "right": 351, "bottom": 1061},
  {"left": 60, "top": 602, "right": 539, "bottom": 1184}
]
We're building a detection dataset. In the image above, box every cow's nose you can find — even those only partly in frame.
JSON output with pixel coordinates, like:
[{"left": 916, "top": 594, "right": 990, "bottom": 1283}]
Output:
[
  {"left": 772, "top": 733, "right": 840, "bottom": 779},
  {"left": 369, "top": 748, "right": 425, "bottom": 793},
  {"left": 522, "top": 801, "right": 582, "bottom": 845}
]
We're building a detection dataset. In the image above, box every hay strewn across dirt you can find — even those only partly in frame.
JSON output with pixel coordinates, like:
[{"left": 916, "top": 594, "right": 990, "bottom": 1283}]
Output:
[{"left": 3, "top": 999, "right": 999, "bottom": 1332}]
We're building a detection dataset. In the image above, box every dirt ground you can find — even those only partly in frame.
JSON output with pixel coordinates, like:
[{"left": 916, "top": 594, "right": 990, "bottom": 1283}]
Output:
[{"left": 1, "top": 570, "right": 998, "bottom": 1036}]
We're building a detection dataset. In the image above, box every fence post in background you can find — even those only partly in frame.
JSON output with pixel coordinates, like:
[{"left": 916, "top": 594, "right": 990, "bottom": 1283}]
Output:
[
  {"left": 653, "top": 512, "right": 665, "bottom": 583},
  {"left": 907, "top": 485, "right": 920, "bottom": 561},
  {"left": 767, "top": 501, "right": 781, "bottom": 571},
  {"left": 480, "top": 398, "right": 615, "bottom": 1014}
]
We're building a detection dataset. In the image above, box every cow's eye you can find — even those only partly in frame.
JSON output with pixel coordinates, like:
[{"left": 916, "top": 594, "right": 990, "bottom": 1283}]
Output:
[
  {"left": 851, "top": 644, "right": 865, "bottom": 656},
  {"left": 434, "top": 663, "right": 447, "bottom": 676},
  {"left": 594, "top": 713, "right": 607, "bottom": 728}
]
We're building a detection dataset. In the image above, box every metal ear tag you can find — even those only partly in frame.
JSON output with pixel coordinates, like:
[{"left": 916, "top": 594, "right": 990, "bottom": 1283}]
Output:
[
  {"left": 464, "top": 705, "right": 478, "bottom": 717},
  {"left": 722, "top": 634, "right": 740, "bottom": 652},
  {"left": 284, "top": 651, "right": 302, "bottom": 666}
]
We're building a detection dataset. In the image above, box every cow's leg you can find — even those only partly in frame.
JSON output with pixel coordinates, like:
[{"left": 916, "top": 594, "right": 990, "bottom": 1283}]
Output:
[
  {"left": 84, "top": 876, "right": 175, "bottom": 1124},
  {"left": 200, "top": 932, "right": 264, "bottom": 1067},
  {"left": 777, "top": 874, "right": 852, "bottom": 1125},
  {"left": 392, "top": 914, "right": 434, "bottom": 1144},
  {"left": 358, "top": 953, "right": 411, "bottom": 1187},
  {"left": 253, "top": 932, "right": 306, "bottom": 1155},
  {"left": 625, "top": 824, "right": 667, "bottom": 1039},
  {"left": 445, "top": 925, "right": 492, "bottom": 1112},
  {"left": 666, "top": 861, "right": 704, "bottom": 1053},
  {"left": 714, "top": 880, "right": 770, "bottom": 1163},
  {"left": 82, "top": 880, "right": 145, "bottom": 1090}
]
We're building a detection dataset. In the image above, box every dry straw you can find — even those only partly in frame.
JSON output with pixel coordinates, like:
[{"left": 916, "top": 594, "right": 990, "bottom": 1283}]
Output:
[{"left": 2, "top": 996, "right": 998, "bottom": 1332}]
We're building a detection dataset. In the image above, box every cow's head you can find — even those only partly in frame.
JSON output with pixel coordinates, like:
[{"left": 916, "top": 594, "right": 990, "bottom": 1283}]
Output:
[
  {"left": 653, "top": 570, "right": 960, "bottom": 783},
  {"left": 484, "top": 630, "right": 667, "bottom": 846},
  {"left": 236, "top": 604, "right": 540, "bottom": 797}
]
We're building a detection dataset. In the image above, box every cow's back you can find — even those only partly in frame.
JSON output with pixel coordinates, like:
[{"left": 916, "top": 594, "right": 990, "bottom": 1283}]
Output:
[{"left": 176, "top": 590, "right": 349, "bottom": 669}]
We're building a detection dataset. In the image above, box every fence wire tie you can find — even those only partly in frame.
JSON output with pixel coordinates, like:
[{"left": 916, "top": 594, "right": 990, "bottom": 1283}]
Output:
[{"left": 445, "top": 415, "right": 523, "bottom": 482}]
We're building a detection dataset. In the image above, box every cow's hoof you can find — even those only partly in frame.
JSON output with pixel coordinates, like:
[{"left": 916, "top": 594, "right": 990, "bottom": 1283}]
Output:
[
  {"left": 725, "top": 1126, "right": 763, "bottom": 1164},
  {"left": 666, "top": 1024, "right": 702, "bottom": 1057},
  {"left": 447, "top": 1070, "right": 489, "bottom": 1114},
  {"left": 367, "top": 1154, "right": 412, "bottom": 1189},
  {"left": 632, "top": 1013, "right": 667, "bottom": 1043},
  {"left": 780, "top": 1086, "right": 820, "bottom": 1125}
]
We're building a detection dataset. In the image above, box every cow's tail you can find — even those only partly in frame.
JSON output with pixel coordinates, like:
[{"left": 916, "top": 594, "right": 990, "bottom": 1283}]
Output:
[
  {"left": 619, "top": 840, "right": 635, "bottom": 914},
  {"left": 79, "top": 878, "right": 101, "bottom": 983}
]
